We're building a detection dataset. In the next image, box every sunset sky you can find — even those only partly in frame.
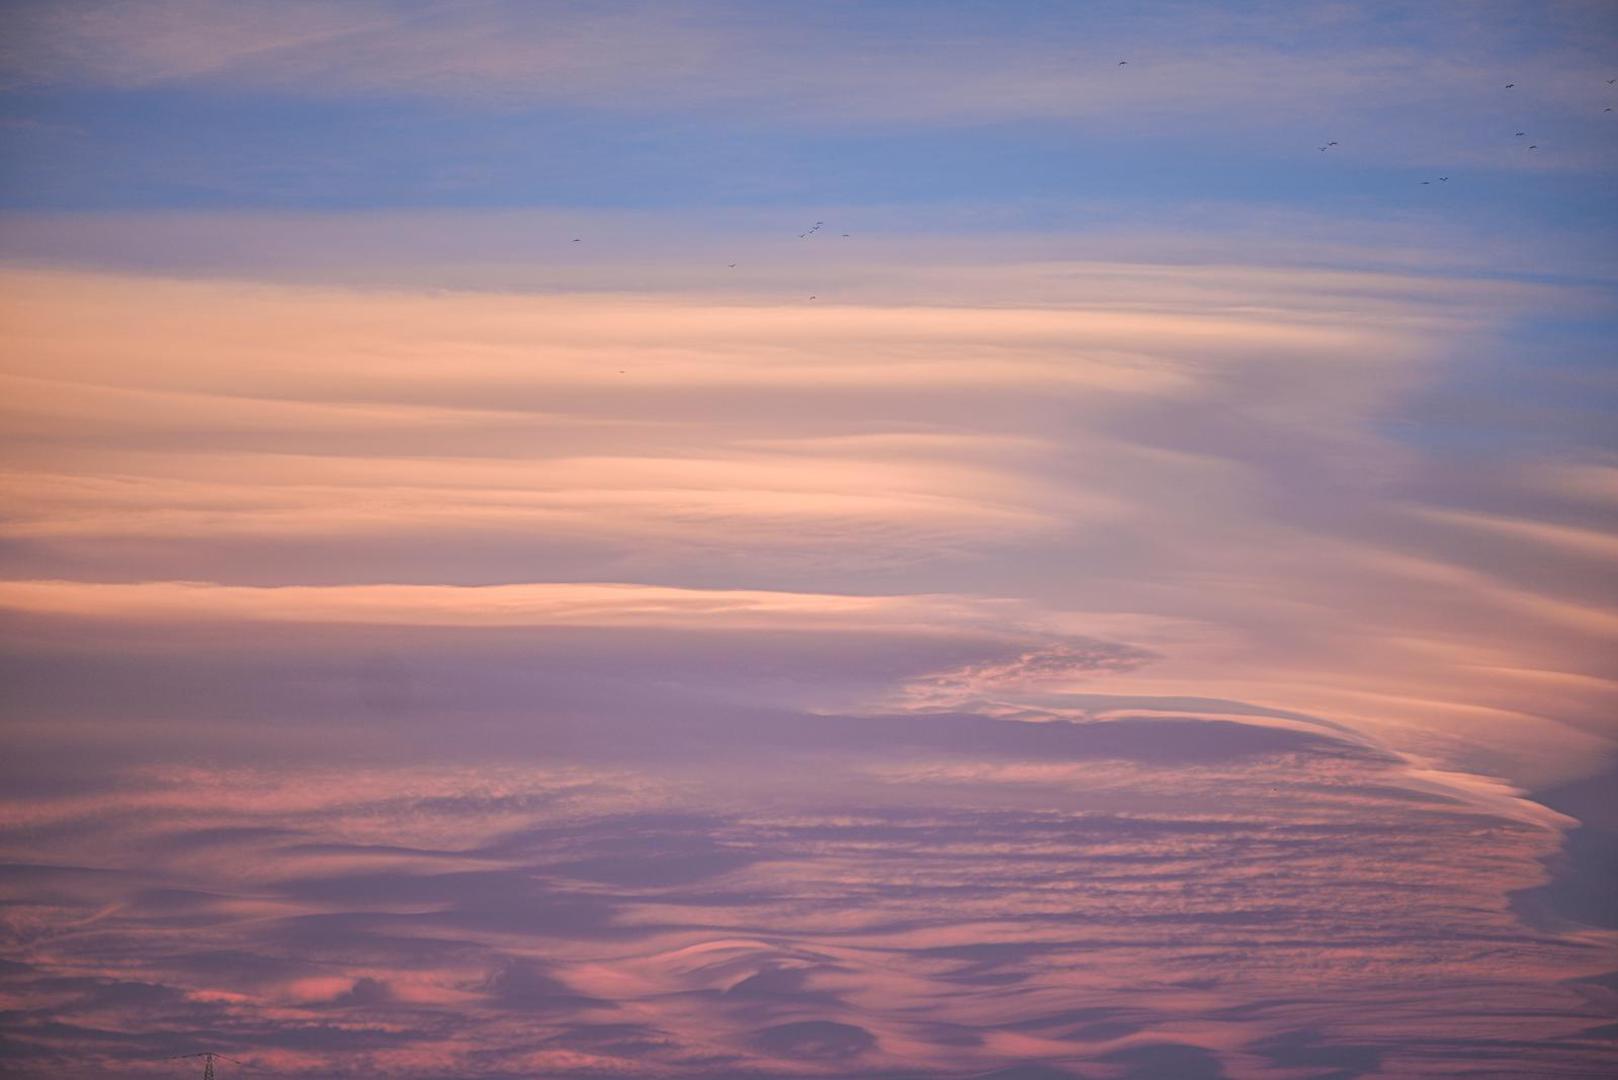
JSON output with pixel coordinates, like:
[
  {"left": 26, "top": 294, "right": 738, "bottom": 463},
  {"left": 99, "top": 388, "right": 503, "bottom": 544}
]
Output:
[{"left": 2, "top": 3, "right": 1616, "bottom": 1078}]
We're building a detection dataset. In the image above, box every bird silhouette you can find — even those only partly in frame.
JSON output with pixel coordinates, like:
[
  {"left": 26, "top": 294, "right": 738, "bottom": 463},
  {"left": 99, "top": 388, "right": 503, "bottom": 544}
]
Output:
[
  {"left": 1328, "top": 141, "right": 1338, "bottom": 146},
  {"left": 1515, "top": 131, "right": 1526, "bottom": 136},
  {"left": 1439, "top": 176, "right": 1449, "bottom": 181},
  {"left": 1505, "top": 83, "right": 1515, "bottom": 88},
  {"left": 1421, "top": 180, "right": 1431, "bottom": 184},
  {"left": 728, "top": 263, "right": 736, "bottom": 268},
  {"left": 1118, "top": 60, "right": 1128, "bottom": 65},
  {"left": 1528, "top": 144, "right": 1538, "bottom": 149}
]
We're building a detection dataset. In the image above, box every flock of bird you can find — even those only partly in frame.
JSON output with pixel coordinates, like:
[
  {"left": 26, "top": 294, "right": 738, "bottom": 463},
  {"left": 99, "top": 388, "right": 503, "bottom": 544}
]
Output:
[
  {"left": 1330, "top": 76, "right": 1615, "bottom": 182},
  {"left": 568, "top": 67, "right": 1614, "bottom": 308}
]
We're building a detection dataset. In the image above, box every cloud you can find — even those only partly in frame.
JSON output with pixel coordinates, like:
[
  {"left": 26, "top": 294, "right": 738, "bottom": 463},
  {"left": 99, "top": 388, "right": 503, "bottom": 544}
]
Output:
[
  {"left": 0, "top": 256, "right": 1612, "bottom": 792},
  {"left": 1, "top": 181, "right": 1615, "bottom": 1078},
  {"left": 0, "top": 579, "right": 1022, "bottom": 632},
  {"left": 5, "top": 0, "right": 1615, "bottom": 171},
  {"left": 748, "top": 1019, "right": 875, "bottom": 1060},
  {"left": 0, "top": 730, "right": 1607, "bottom": 1077},
  {"left": 901, "top": 641, "right": 1160, "bottom": 706}
]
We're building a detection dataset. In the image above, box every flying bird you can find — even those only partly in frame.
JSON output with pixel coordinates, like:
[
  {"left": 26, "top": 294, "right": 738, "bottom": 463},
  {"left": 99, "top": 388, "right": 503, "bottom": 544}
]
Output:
[
  {"left": 1515, "top": 131, "right": 1526, "bottom": 136},
  {"left": 1328, "top": 141, "right": 1338, "bottom": 146},
  {"left": 1118, "top": 60, "right": 1128, "bottom": 65},
  {"left": 1505, "top": 83, "right": 1515, "bottom": 88},
  {"left": 1608, "top": 78, "right": 1615, "bottom": 84},
  {"left": 1421, "top": 180, "right": 1431, "bottom": 184},
  {"left": 1528, "top": 144, "right": 1537, "bottom": 149},
  {"left": 1439, "top": 176, "right": 1448, "bottom": 181}
]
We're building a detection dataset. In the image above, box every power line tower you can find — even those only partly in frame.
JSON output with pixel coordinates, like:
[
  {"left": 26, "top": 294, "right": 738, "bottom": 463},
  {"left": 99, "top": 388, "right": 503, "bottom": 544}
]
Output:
[{"left": 168, "top": 1053, "right": 246, "bottom": 1080}]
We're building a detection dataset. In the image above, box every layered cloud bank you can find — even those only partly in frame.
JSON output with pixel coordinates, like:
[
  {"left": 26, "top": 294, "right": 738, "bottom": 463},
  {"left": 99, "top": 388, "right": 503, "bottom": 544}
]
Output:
[
  {"left": 2, "top": 259, "right": 1613, "bottom": 783},
  {"left": 1, "top": 237, "right": 1614, "bottom": 1076},
  {"left": 3, "top": 4, "right": 1617, "bottom": 1068}
]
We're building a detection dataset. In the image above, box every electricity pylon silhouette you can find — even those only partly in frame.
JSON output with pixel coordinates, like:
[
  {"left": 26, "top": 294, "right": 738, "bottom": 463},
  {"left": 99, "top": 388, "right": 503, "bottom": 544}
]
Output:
[{"left": 168, "top": 1053, "right": 246, "bottom": 1079}]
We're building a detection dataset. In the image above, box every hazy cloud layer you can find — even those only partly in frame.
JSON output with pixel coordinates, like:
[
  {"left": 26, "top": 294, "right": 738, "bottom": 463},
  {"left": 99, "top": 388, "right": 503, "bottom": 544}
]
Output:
[{"left": 4, "top": 0, "right": 1616, "bottom": 163}]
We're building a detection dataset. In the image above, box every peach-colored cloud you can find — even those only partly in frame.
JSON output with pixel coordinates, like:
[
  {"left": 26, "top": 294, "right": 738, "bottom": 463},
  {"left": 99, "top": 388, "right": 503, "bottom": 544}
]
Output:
[
  {"left": 0, "top": 579, "right": 1017, "bottom": 631},
  {"left": 1413, "top": 504, "right": 1618, "bottom": 560},
  {"left": 2, "top": 260, "right": 1613, "bottom": 791},
  {"left": 0, "top": 267, "right": 1406, "bottom": 394}
]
